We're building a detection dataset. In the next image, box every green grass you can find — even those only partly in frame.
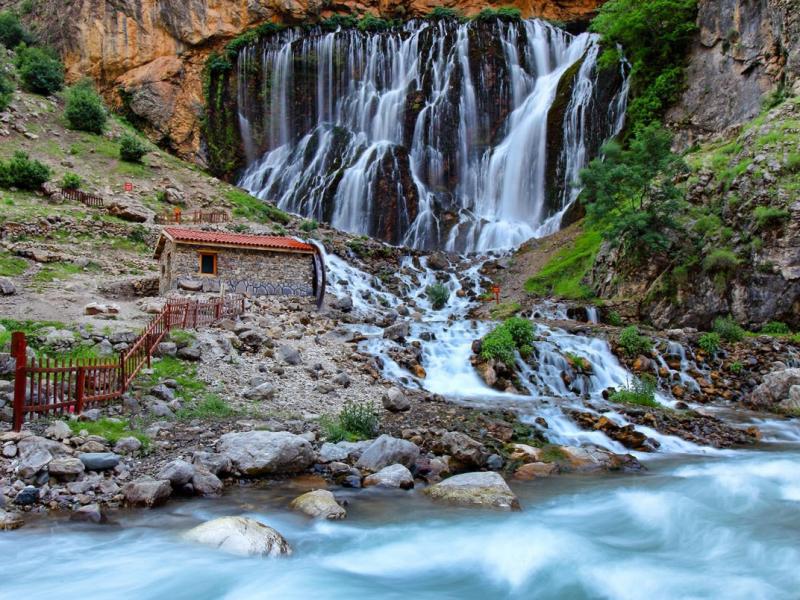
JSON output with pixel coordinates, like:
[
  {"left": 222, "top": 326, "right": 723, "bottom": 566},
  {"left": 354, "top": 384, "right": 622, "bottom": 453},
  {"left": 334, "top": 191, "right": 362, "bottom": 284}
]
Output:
[
  {"left": 524, "top": 227, "right": 601, "bottom": 299},
  {"left": 489, "top": 301, "right": 521, "bottom": 320},
  {"left": 0, "top": 252, "right": 27, "bottom": 276},
  {"left": 0, "top": 318, "right": 67, "bottom": 350},
  {"left": 618, "top": 326, "right": 652, "bottom": 357},
  {"left": 481, "top": 317, "right": 535, "bottom": 364},
  {"left": 754, "top": 205, "right": 790, "bottom": 229},
  {"left": 320, "top": 401, "right": 380, "bottom": 442},
  {"left": 68, "top": 418, "right": 150, "bottom": 450},
  {"left": 226, "top": 188, "right": 291, "bottom": 224},
  {"left": 169, "top": 329, "right": 196, "bottom": 346},
  {"left": 145, "top": 356, "right": 205, "bottom": 401},
  {"left": 610, "top": 376, "right": 659, "bottom": 407},
  {"left": 539, "top": 444, "right": 568, "bottom": 463},
  {"left": 176, "top": 394, "right": 236, "bottom": 419},
  {"left": 32, "top": 261, "right": 92, "bottom": 283}
]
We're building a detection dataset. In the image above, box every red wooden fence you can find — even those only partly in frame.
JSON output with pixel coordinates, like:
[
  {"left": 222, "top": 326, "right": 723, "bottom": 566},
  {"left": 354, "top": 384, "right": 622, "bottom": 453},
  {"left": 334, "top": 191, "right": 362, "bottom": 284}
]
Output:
[
  {"left": 10, "top": 296, "right": 245, "bottom": 430},
  {"left": 61, "top": 188, "right": 105, "bottom": 207},
  {"left": 154, "top": 209, "right": 230, "bottom": 225}
]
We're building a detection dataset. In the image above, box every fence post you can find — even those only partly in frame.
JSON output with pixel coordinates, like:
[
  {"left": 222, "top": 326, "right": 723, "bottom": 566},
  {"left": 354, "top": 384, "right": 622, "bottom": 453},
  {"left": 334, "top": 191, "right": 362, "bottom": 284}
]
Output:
[
  {"left": 119, "top": 352, "right": 126, "bottom": 394},
  {"left": 75, "top": 366, "right": 86, "bottom": 415},
  {"left": 214, "top": 300, "right": 221, "bottom": 321},
  {"left": 11, "top": 332, "right": 27, "bottom": 432}
]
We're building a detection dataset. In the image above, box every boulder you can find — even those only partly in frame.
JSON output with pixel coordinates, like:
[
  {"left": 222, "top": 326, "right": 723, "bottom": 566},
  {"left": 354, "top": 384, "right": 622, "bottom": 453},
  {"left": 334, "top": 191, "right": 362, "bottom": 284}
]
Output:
[
  {"left": 557, "top": 446, "right": 641, "bottom": 473},
  {"left": 423, "top": 472, "right": 520, "bottom": 510},
  {"left": 16, "top": 436, "right": 69, "bottom": 478},
  {"left": 0, "top": 277, "right": 16, "bottom": 296},
  {"left": 155, "top": 342, "right": 177, "bottom": 357},
  {"left": 289, "top": 489, "right": 346, "bottom": 520},
  {"left": 150, "top": 384, "right": 175, "bottom": 402},
  {"left": 47, "top": 457, "right": 86, "bottom": 479},
  {"left": 0, "top": 509, "right": 24, "bottom": 530},
  {"left": 192, "top": 451, "right": 231, "bottom": 476},
  {"left": 318, "top": 440, "right": 372, "bottom": 463},
  {"left": 84, "top": 302, "right": 120, "bottom": 316},
  {"left": 781, "top": 385, "right": 800, "bottom": 413},
  {"left": 44, "top": 420, "right": 71, "bottom": 441},
  {"left": 71, "top": 503, "right": 107, "bottom": 524},
  {"left": 513, "top": 462, "right": 559, "bottom": 480},
  {"left": 434, "top": 432, "right": 487, "bottom": 470},
  {"left": 114, "top": 436, "right": 142, "bottom": 454},
  {"left": 383, "top": 321, "right": 410, "bottom": 342},
  {"left": 184, "top": 516, "right": 292, "bottom": 557},
  {"left": 749, "top": 368, "right": 800, "bottom": 409},
  {"left": 122, "top": 477, "right": 172, "bottom": 507},
  {"left": 78, "top": 452, "right": 120, "bottom": 471},
  {"left": 363, "top": 464, "right": 414, "bottom": 489},
  {"left": 216, "top": 431, "right": 316, "bottom": 476},
  {"left": 107, "top": 200, "right": 153, "bottom": 223},
  {"left": 157, "top": 459, "right": 195, "bottom": 487},
  {"left": 355, "top": 435, "right": 420, "bottom": 472},
  {"left": 177, "top": 344, "right": 202, "bottom": 361},
  {"left": 382, "top": 387, "right": 411, "bottom": 412},
  {"left": 276, "top": 345, "right": 302, "bottom": 366},
  {"left": 14, "top": 486, "right": 39, "bottom": 506},
  {"left": 243, "top": 382, "right": 276, "bottom": 401},
  {"left": 191, "top": 466, "right": 223, "bottom": 496}
]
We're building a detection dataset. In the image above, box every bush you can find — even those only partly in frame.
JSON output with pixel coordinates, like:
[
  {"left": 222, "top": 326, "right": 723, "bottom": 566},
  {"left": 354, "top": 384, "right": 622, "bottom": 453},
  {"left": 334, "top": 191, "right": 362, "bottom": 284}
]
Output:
[
  {"left": 300, "top": 218, "right": 318, "bottom": 232},
  {"left": 712, "top": 316, "right": 745, "bottom": 343},
  {"left": 703, "top": 248, "right": 740, "bottom": 272},
  {"left": 426, "top": 282, "right": 449, "bottom": 310},
  {"left": 0, "top": 10, "right": 32, "bottom": 48},
  {"left": 64, "top": 81, "right": 107, "bottom": 134},
  {"left": 320, "top": 401, "right": 380, "bottom": 442},
  {"left": 618, "top": 326, "right": 652, "bottom": 357},
  {"left": 474, "top": 7, "right": 522, "bottom": 21},
  {"left": 0, "top": 151, "right": 50, "bottom": 189},
  {"left": 610, "top": 375, "right": 658, "bottom": 407},
  {"left": 60, "top": 172, "right": 81, "bottom": 190},
  {"left": 0, "top": 69, "right": 13, "bottom": 112},
  {"left": 753, "top": 205, "right": 790, "bottom": 229},
  {"left": 761, "top": 321, "right": 790, "bottom": 335},
  {"left": 321, "top": 15, "right": 358, "bottom": 30},
  {"left": 729, "top": 361, "right": 743, "bottom": 374},
  {"left": 481, "top": 317, "right": 534, "bottom": 365},
  {"left": 16, "top": 46, "right": 64, "bottom": 95},
  {"left": 357, "top": 15, "right": 392, "bottom": 32},
  {"left": 698, "top": 332, "right": 720, "bottom": 354},
  {"left": 428, "top": 6, "right": 462, "bottom": 19},
  {"left": 607, "top": 311, "right": 623, "bottom": 326},
  {"left": 119, "top": 133, "right": 148, "bottom": 163}
]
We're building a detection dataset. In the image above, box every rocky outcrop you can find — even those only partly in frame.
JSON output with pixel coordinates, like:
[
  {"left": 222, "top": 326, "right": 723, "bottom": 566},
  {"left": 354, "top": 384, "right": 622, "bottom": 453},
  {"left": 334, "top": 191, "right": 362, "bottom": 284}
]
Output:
[
  {"left": 183, "top": 516, "right": 292, "bottom": 557},
  {"left": 668, "top": 0, "right": 800, "bottom": 144}
]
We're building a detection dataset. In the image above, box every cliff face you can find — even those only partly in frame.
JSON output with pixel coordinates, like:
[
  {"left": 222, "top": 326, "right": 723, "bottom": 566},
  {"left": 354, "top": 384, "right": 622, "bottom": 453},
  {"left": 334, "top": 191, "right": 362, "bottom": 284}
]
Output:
[
  {"left": 32, "top": 0, "right": 605, "bottom": 163},
  {"left": 668, "top": 0, "right": 800, "bottom": 145}
]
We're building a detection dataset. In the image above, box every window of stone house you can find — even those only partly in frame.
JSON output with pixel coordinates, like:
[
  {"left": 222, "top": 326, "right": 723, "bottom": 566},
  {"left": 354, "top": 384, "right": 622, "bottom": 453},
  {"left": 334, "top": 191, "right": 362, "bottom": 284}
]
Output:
[{"left": 198, "top": 252, "right": 217, "bottom": 275}]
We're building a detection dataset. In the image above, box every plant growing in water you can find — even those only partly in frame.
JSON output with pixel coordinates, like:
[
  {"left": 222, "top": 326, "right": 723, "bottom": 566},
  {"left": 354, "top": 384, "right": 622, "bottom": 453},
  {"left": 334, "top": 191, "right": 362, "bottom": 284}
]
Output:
[
  {"left": 426, "top": 283, "right": 449, "bottom": 310},
  {"left": 618, "top": 326, "right": 652, "bottom": 357},
  {"left": 610, "top": 375, "right": 658, "bottom": 407}
]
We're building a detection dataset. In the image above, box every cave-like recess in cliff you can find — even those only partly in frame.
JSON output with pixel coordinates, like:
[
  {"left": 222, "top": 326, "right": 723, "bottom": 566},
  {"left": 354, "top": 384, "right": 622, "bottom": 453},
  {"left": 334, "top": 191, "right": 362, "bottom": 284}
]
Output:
[{"left": 205, "top": 17, "right": 628, "bottom": 252}]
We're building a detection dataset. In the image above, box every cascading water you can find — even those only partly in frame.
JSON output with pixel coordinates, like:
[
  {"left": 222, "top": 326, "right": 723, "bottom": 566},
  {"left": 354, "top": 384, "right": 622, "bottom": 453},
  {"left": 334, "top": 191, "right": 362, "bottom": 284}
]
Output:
[{"left": 235, "top": 19, "right": 628, "bottom": 251}]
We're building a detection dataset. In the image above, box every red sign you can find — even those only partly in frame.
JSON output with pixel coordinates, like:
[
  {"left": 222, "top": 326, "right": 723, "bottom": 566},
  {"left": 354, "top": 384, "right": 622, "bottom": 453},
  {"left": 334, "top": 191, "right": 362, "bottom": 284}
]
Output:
[
  {"left": 124, "top": 182, "right": 133, "bottom": 192},
  {"left": 491, "top": 285, "right": 500, "bottom": 305}
]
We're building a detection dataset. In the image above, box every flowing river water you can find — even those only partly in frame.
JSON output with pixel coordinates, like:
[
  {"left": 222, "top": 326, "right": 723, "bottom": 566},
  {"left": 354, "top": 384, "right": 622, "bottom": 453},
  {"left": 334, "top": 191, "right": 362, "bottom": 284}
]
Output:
[{"left": 3, "top": 254, "right": 799, "bottom": 598}]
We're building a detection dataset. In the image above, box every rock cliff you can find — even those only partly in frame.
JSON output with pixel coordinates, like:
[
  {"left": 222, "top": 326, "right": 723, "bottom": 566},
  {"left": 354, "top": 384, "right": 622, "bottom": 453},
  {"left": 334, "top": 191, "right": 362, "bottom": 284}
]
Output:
[{"left": 23, "top": 0, "right": 605, "bottom": 162}]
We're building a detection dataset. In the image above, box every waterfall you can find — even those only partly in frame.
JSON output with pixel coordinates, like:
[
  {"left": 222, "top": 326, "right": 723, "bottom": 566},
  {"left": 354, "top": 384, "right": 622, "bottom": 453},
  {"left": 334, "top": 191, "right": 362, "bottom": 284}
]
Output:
[{"left": 236, "top": 19, "right": 628, "bottom": 252}]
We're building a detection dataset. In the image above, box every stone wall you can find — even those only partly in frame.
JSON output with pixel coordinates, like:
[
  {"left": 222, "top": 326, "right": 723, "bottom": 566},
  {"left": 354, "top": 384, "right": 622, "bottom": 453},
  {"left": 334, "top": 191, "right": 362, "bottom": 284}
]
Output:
[{"left": 160, "top": 241, "right": 315, "bottom": 297}]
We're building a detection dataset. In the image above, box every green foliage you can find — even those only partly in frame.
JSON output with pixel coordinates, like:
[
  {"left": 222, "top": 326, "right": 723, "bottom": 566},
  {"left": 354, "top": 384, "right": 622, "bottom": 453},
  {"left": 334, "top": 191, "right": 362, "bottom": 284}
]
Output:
[
  {"left": 320, "top": 401, "right": 380, "bottom": 442},
  {"left": 119, "top": 133, "right": 148, "bottom": 163},
  {"left": 0, "top": 10, "right": 32, "bottom": 48},
  {"left": 698, "top": 332, "right": 720, "bottom": 354},
  {"left": 177, "top": 394, "right": 236, "bottom": 419},
  {"left": 481, "top": 317, "right": 534, "bottom": 365},
  {"left": 712, "top": 315, "right": 744, "bottom": 343},
  {"left": 524, "top": 228, "right": 601, "bottom": 299},
  {"left": 610, "top": 375, "right": 659, "bottom": 407},
  {"left": 761, "top": 321, "right": 790, "bottom": 335},
  {"left": 618, "top": 326, "right": 652, "bottom": 357},
  {"left": 169, "top": 329, "right": 196, "bottom": 346},
  {"left": 702, "top": 248, "right": 740, "bottom": 272},
  {"left": 474, "top": 7, "right": 522, "bottom": 21},
  {"left": 67, "top": 418, "right": 150, "bottom": 450},
  {"left": 606, "top": 310, "right": 623, "bottom": 326},
  {"left": 32, "top": 261, "right": 85, "bottom": 283},
  {"left": 753, "top": 205, "right": 790, "bottom": 229},
  {"left": 321, "top": 15, "right": 358, "bottom": 30},
  {"left": 0, "top": 68, "right": 14, "bottom": 112},
  {"left": 426, "top": 282, "right": 449, "bottom": 310},
  {"left": 300, "top": 218, "right": 318, "bottom": 232},
  {"left": 565, "top": 352, "right": 591, "bottom": 372},
  {"left": 357, "top": 15, "right": 392, "bottom": 32},
  {"left": 728, "top": 361, "right": 743, "bottom": 374},
  {"left": 590, "top": 0, "right": 698, "bottom": 129},
  {"left": 226, "top": 188, "right": 291, "bottom": 224},
  {"left": 0, "top": 151, "right": 50, "bottom": 190},
  {"left": 427, "top": 6, "right": 463, "bottom": 20},
  {"left": 580, "top": 124, "right": 685, "bottom": 256},
  {"left": 489, "top": 301, "right": 521, "bottom": 320},
  {"left": 16, "top": 45, "right": 64, "bottom": 95},
  {"left": 64, "top": 80, "right": 107, "bottom": 134},
  {"left": 0, "top": 251, "right": 27, "bottom": 277},
  {"left": 60, "top": 171, "right": 81, "bottom": 190}
]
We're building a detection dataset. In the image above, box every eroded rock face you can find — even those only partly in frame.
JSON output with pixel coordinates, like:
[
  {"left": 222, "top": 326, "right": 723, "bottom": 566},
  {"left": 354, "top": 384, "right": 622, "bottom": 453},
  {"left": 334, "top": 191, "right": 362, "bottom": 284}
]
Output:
[{"left": 183, "top": 516, "right": 292, "bottom": 557}]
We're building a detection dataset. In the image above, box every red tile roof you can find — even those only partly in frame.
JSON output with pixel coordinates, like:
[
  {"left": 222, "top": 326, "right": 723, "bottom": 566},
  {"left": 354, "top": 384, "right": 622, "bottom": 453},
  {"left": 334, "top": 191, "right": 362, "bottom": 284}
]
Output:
[{"left": 160, "top": 227, "right": 315, "bottom": 253}]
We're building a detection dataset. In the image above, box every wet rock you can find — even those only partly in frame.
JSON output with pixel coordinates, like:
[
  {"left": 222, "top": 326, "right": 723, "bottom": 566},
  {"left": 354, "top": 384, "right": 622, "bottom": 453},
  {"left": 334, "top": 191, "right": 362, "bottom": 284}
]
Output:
[
  {"left": 513, "top": 462, "right": 559, "bottom": 480},
  {"left": 191, "top": 466, "right": 223, "bottom": 496},
  {"left": 424, "top": 472, "right": 520, "bottom": 510},
  {"left": 71, "top": 503, "right": 107, "bottom": 524},
  {"left": 47, "top": 457, "right": 85, "bottom": 479},
  {"left": 14, "top": 486, "right": 39, "bottom": 506},
  {"left": 122, "top": 477, "right": 172, "bottom": 507},
  {"left": 318, "top": 440, "right": 371, "bottom": 463},
  {"left": 382, "top": 387, "right": 411, "bottom": 412},
  {"left": 383, "top": 321, "right": 410, "bottom": 342},
  {"left": 157, "top": 459, "right": 195, "bottom": 487},
  {"left": 434, "top": 431, "right": 488, "bottom": 470},
  {"left": 355, "top": 435, "right": 420, "bottom": 472},
  {"left": 0, "top": 509, "right": 24, "bottom": 530},
  {"left": 486, "top": 454, "right": 504, "bottom": 470},
  {"left": 216, "top": 431, "right": 316, "bottom": 476},
  {"left": 192, "top": 451, "right": 232, "bottom": 476},
  {"left": 363, "top": 464, "right": 414, "bottom": 489},
  {"left": 558, "top": 446, "right": 642, "bottom": 473},
  {"left": 289, "top": 489, "right": 346, "bottom": 520},
  {"left": 183, "top": 516, "right": 292, "bottom": 557},
  {"left": 78, "top": 452, "right": 120, "bottom": 471}
]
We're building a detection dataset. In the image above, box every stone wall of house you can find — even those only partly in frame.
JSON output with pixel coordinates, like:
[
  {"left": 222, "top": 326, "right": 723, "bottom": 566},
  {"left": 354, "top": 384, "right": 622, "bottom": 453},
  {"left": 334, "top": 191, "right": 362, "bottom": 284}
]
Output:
[{"left": 160, "top": 242, "right": 315, "bottom": 297}]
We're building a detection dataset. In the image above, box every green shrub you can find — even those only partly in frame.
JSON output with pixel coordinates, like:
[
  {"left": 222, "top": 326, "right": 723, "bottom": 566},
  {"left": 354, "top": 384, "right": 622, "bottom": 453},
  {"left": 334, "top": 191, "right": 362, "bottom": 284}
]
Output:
[
  {"left": 474, "top": 7, "right": 522, "bottom": 21},
  {"left": 119, "top": 132, "right": 148, "bottom": 163},
  {"left": 618, "top": 326, "right": 652, "bottom": 357},
  {"left": 761, "top": 321, "right": 790, "bottom": 335},
  {"left": 321, "top": 15, "right": 358, "bottom": 30},
  {"left": 712, "top": 315, "right": 745, "bottom": 343},
  {"left": 226, "top": 188, "right": 290, "bottom": 224},
  {"left": 178, "top": 394, "right": 236, "bottom": 419},
  {"left": 320, "top": 401, "right": 379, "bottom": 442},
  {"left": 481, "top": 317, "right": 534, "bottom": 365},
  {"left": 728, "top": 361, "right": 743, "bottom": 374},
  {"left": 16, "top": 46, "right": 64, "bottom": 95},
  {"left": 60, "top": 172, "right": 81, "bottom": 190},
  {"left": 0, "top": 10, "right": 32, "bottom": 48},
  {"left": 607, "top": 310, "right": 623, "bottom": 326},
  {"left": 0, "top": 69, "right": 14, "bottom": 111},
  {"left": 753, "top": 205, "right": 790, "bottom": 229},
  {"left": 426, "top": 282, "right": 449, "bottom": 310},
  {"left": 300, "top": 218, "right": 318, "bottom": 232},
  {"left": 505, "top": 317, "right": 535, "bottom": 348},
  {"left": 610, "top": 375, "right": 658, "bottom": 407},
  {"left": 428, "top": 6, "right": 462, "bottom": 19},
  {"left": 68, "top": 418, "right": 150, "bottom": 450},
  {"left": 703, "top": 248, "right": 740, "bottom": 272},
  {"left": 64, "top": 81, "right": 107, "bottom": 134},
  {"left": 357, "top": 15, "right": 392, "bottom": 32},
  {"left": 0, "top": 151, "right": 50, "bottom": 189},
  {"left": 698, "top": 332, "right": 720, "bottom": 354}
]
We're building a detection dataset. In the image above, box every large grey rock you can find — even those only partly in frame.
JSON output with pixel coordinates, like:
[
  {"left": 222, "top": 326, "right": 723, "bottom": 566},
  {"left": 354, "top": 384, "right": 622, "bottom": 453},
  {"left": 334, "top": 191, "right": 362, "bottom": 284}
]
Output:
[
  {"left": 122, "top": 477, "right": 172, "bottom": 507},
  {"left": 781, "top": 385, "right": 800, "bottom": 413},
  {"left": 216, "top": 431, "right": 316, "bottom": 476},
  {"left": 47, "top": 457, "right": 85, "bottom": 478},
  {"left": 191, "top": 466, "right": 223, "bottom": 496},
  {"left": 71, "top": 503, "right": 106, "bottom": 524},
  {"left": 192, "top": 451, "right": 231, "bottom": 476},
  {"left": 44, "top": 420, "right": 71, "bottom": 441},
  {"left": 750, "top": 368, "right": 800, "bottom": 409},
  {"left": 155, "top": 342, "right": 177, "bottom": 357},
  {"left": 382, "top": 387, "right": 411, "bottom": 412},
  {"left": 355, "top": 435, "right": 420, "bottom": 472},
  {"left": 363, "top": 464, "right": 414, "bottom": 489},
  {"left": 157, "top": 459, "right": 195, "bottom": 487},
  {"left": 289, "top": 489, "right": 346, "bottom": 520},
  {"left": 0, "top": 509, "right": 24, "bottom": 530},
  {"left": 243, "top": 382, "right": 276, "bottom": 401},
  {"left": 435, "top": 432, "right": 488, "bottom": 470},
  {"left": 16, "top": 436, "right": 69, "bottom": 478},
  {"left": 78, "top": 452, "right": 120, "bottom": 471},
  {"left": 383, "top": 321, "right": 410, "bottom": 342},
  {"left": 150, "top": 384, "right": 175, "bottom": 402},
  {"left": 183, "top": 516, "right": 292, "bottom": 557},
  {"left": 0, "top": 277, "right": 16, "bottom": 296},
  {"left": 423, "top": 471, "right": 520, "bottom": 510},
  {"left": 276, "top": 345, "right": 302, "bottom": 366},
  {"left": 114, "top": 436, "right": 142, "bottom": 454},
  {"left": 318, "top": 440, "right": 372, "bottom": 463}
]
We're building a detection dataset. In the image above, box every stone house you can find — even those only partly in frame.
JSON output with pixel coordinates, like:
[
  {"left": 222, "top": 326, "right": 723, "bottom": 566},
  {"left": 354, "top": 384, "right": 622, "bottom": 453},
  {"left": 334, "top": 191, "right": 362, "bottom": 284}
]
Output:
[{"left": 154, "top": 227, "right": 325, "bottom": 306}]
